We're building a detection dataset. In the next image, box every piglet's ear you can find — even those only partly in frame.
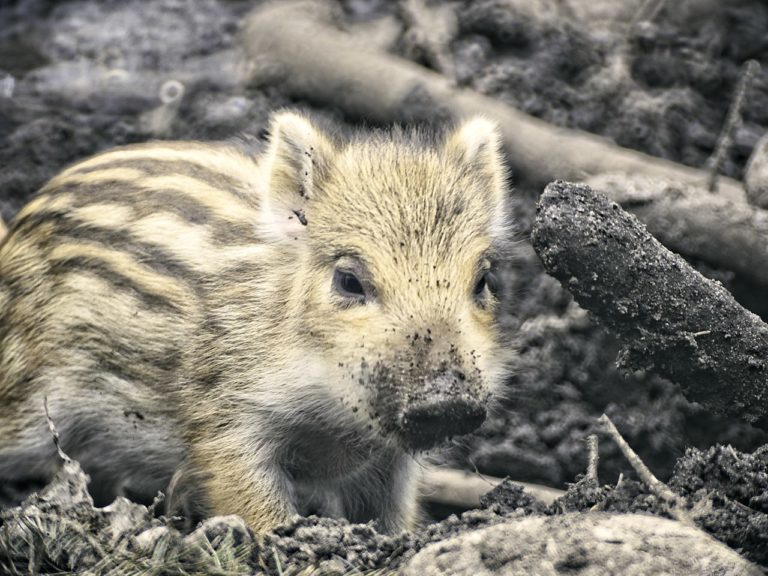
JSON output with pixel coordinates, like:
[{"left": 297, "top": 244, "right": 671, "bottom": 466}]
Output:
[
  {"left": 446, "top": 117, "right": 507, "bottom": 208},
  {"left": 260, "top": 111, "right": 335, "bottom": 239}
]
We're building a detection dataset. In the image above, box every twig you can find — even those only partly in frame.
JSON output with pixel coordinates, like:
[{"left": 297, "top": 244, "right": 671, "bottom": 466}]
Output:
[
  {"left": 43, "top": 397, "right": 71, "bottom": 464},
  {"left": 147, "top": 491, "right": 166, "bottom": 518},
  {"left": 706, "top": 60, "right": 760, "bottom": 192},
  {"left": 585, "top": 434, "right": 599, "bottom": 483},
  {"left": 629, "top": 0, "right": 669, "bottom": 33},
  {"left": 598, "top": 414, "right": 691, "bottom": 524}
]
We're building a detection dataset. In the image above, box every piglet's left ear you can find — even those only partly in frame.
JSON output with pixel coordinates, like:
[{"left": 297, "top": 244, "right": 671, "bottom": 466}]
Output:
[
  {"left": 264, "top": 111, "right": 334, "bottom": 203},
  {"left": 259, "top": 111, "right": 335, "bottom": 241},
  {"left": 446, "top": 117, "right": 508, "bottom": 208}
]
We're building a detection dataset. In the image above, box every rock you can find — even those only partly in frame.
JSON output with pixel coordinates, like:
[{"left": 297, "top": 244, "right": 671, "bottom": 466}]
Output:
[{"left": 401, "top": 513, "right": 761, "bottom": 576}]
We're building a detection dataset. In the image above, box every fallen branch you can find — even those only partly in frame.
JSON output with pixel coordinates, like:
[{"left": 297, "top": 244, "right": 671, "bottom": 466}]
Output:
[
  {"left": 531, "top": 181, "right": 768, "bottom": 428},
  {"left": 423, "top": 468, "right": 564, "bottom": 510},
  {"left": 598, "top": 414, "right": 690, "bottom": 524},
  {"left": 585, "top": 172, "right": 768, "bottom": 287},
  {"left": 239, "top": 0, "right": 745, "bottom": 202}
]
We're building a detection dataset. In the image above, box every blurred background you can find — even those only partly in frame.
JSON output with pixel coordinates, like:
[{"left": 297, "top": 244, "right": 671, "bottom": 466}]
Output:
[{"left": 1, "top": 0, "right": 767, "bottom": 501}]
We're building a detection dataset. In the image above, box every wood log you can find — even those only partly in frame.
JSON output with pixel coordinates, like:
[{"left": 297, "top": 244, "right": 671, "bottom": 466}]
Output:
[
  {"left": 531, "top": 181, "right": 768, "bottom": 429},
  {"left": 240, "top": 0, "right": 745, "bottom": 203},
  {"left": 585, "top": 173, "right": 768, "bottom": 287},
  {"left": 422, "top": 468, "right": 564, "bottom": 509}
]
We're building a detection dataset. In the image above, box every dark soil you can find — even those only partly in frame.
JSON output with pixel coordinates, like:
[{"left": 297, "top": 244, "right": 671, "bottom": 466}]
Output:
[
  {"left": 439, "top": 0, "right": 768, "bottom": 487},
  {"left": 2, "top": 442, "right": 765, "bottom": 573},
  {"left": 2, "top": 0, "right": 768, "bottom": 571}
]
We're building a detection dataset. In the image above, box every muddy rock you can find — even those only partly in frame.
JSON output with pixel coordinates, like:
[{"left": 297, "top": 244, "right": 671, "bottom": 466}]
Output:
[
  {"left": 401, "top": 513, "right": 762, "bottom": 576},
  {"left": 531, "top": 180, "right": 768, "bottom": 427}
]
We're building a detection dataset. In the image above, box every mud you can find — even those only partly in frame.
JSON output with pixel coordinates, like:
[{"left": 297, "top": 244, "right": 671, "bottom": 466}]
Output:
[
  {"left": 3, "top": 442, "right": 765, "bottom": 573},
  {"left": 454, "top": 0, "right": 768, "bottom": 181}
]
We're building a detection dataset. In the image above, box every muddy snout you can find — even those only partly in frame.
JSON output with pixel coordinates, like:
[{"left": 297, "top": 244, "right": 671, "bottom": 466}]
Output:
[{"left": 397, "top": 371, "right": 487, "bottom": 450}]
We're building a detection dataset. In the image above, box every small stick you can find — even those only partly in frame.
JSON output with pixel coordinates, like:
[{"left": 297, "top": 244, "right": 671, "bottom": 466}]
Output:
[
  {"left": 43, "top": 397, "right": 71, "bottom": 464},
  {"left": 147, "top": 491, "right": 166, "bottom": 518},
  {"left": 598, "top": 414, "right": 691, "bottom": 523},
  {"left": 706, "top": 60, "right": 761, "bottom": 193},
  {"left": 628, "top": 0, "right": 669, "bottom": 33},
  {"left": 273, "top": 545, "right": 285, "bottom": 576},
  {"left": 586, "top": 434, "right": 599, "bottom": 483}
]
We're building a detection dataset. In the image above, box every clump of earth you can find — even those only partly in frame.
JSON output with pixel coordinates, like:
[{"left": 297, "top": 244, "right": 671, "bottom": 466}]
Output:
[{"left": 2, "top": 442, "right": 765, "bottom": 573}]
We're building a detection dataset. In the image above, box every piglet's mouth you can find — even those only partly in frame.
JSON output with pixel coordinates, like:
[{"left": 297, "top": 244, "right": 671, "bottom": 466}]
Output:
[{"left": 396, "top": 393, "right": 487, "bottom": 451}]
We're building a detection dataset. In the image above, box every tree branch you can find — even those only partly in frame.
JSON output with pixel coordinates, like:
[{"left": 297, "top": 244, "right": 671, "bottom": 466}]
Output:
[
  {"left": 531, "top": 181, "right": 768, "bottom": 428},
  {"left": 239, "top": 0, "right": 745, "bottom": 201}
]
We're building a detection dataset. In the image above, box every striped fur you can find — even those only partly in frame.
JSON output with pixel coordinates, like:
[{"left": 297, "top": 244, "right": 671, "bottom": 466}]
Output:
[{"left": 0, "top": 112, "right": 515, "bottom": 533}]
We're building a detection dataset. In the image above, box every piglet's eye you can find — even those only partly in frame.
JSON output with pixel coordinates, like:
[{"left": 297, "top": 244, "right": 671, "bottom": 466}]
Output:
[
  {"left": 474, "top": 274, "right": 487, "bottom": 296},
  {"left": 474, "top": 270, "right": 499, "bottom": 299},
  {"left": 333, "top": 269, "right": 366, "bottom": 300}
]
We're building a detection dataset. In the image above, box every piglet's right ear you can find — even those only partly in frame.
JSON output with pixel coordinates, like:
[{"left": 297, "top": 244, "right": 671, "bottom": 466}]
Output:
[{"left": 260, "top": 111, "right": 335, "bottom": 239}]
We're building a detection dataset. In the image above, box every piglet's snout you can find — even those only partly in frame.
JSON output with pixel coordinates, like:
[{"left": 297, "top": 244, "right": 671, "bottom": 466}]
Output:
[{"left": 398, "top": 371, "right": 487, "bottom": 450}]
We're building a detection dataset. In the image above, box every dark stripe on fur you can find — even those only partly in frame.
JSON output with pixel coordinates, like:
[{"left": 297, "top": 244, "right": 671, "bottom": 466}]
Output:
[
  {"left": 11, "top": 210, "right": 202, "bottom": 290},
  {"left": 70, "top": 158, "right": 252, "bottom": 203},
  {"left": 48, "top": 255, "right": 182, "bottom": 312},
  {"left": 19, "top": 185, "right": 258, "bottom": 246}
]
